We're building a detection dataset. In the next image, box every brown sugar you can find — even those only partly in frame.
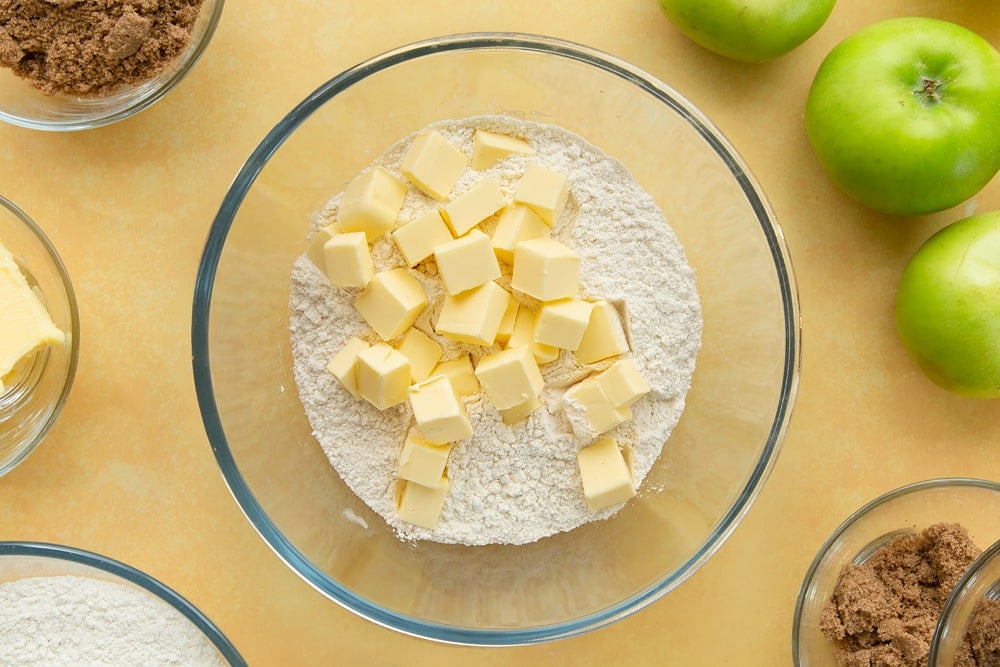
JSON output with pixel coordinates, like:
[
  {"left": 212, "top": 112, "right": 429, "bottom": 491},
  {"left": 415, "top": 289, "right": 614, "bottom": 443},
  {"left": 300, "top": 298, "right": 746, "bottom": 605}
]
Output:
[
  {"left": 0, "top": 0, "right": 206, "bottom": 97},
  {"left": 820, "top": 523, "right": 983, "bottom": 667},
  {"left": 955, "top": 599, "right": 1000, "bottom": 667}
]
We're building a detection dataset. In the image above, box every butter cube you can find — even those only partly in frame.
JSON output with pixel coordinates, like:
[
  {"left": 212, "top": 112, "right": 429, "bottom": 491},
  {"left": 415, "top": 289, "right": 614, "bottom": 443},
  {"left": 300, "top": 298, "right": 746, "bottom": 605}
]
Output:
[
  {"left": 0, "top": 243, "right": 65, "bottom": 383},
  {"left": 355, "top": 268, "right": 428, "bottom": 341},
  {"left": 306, "top": 223, "right": 337, "bottom": 271},
  {"left": 401, "top": 131, "right": 468, "bottom": 200},
  {"left": 507, "top": 306, "right": 559, "bottom": 365},
  {"left": 562, "top": 378, "right": 629, "bottom": 439},
  {"left": 535, "top": 299, "right": 594, "bottom": 351},
  {"left": 397, "top": 475, "right": 449, "bottom": 529},
  {"left": 576, "top": 300, "right": 630, "bottom": 364},
  {"left": 510, "top": 237, "right": 580, "bottom": 302},
  {"left": 325, "top": 337, "right": 370, "bottom": 399},
  {"left": 396, "top": 328, "right": 443, "bottom": 383},
  {"left": 433, "top": 229, "right": 501, "bottom": 295},
  {"left": 475, "top": 346, "right": 544, "bottom": 410},
  {"left": 356, "top": 342, "right": 411, "bottom": 410},
  {"left": 428, "top": 354, "right": 479, "bottom": 397},
  {"left": 577, "top": 437, "right": 636, "bottom": 511},
  {"left": 513, "top": 164, "right": 569, "bottom": 226},
  {"left": 336, "top": 166, "right": 408, "bottom": 242},
  {"left": 398, "top": 429, "right": 451, "bottom": 487},
  {"left": 409, "top": 375, "right": 474, "bottom": 444},
  {"left": 491, "top": 205, "right": 550, "bottom": 264},
  {"left": 597, "top": 358, "right": 651, "bottom": 408},
  {"left": 435, "top": 281, "right": 509, "bottom": 346},
  {"left": 472, "top": 130, "right": 533, "bottom": 170},
  {"left": 441, "top": 178, "right": 506, "bottom": 237},
  {"left": 323, "top": 231, "right": 375, "bottom": 288},
  {"left": 495, "top": 296, "right": 519, "bottom": 345},
  {"left": 392, "top": 210, "right": 453, "bottom": 267},
  {"left": 500, "top": 396, "right": 541, "bottom": 425}
]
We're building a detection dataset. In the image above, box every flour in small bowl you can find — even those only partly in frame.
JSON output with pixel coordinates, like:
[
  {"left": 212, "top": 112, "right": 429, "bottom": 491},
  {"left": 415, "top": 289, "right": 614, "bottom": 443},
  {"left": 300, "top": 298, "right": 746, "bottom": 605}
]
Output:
[{"left": 289, "top": 115, "right": 702, "bottom": 545}]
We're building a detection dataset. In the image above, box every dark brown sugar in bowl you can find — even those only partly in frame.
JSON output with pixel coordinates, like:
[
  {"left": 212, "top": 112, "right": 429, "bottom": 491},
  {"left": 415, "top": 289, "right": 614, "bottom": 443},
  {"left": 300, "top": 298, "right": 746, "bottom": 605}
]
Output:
[{"left": 0, "top": 0, "right": 206, "bottom": 97}]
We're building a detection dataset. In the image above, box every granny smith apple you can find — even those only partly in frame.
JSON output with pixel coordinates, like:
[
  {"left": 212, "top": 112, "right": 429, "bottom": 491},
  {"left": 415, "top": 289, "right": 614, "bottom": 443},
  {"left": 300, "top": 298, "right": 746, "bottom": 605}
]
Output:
[
  {"left": 656, "top": 0, "right": 836, "bottom": 63},
  {"left": 806, "top": 17, "right": 1000, "bottom": 216},
  {"left": 895, "top": 211, "right": 1000, "bottom": 398}
]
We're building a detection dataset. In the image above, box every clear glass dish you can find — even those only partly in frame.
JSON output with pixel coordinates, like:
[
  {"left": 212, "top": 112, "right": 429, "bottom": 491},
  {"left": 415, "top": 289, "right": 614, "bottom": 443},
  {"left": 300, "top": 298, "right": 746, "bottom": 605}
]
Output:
[
  {"left": 192, "top": 33, "right": 801, "bottom": 645},
  {"left": 930, "top": 537, "right": 1000, "bottom": 665},
  {"left": 0, "top": 194, "right": 78, "bottom": 479},
  {"left": 0, "top": 541, "right": 245, "bottom": 665},
  {"left": 0, "top": 0, "right": 224, "bottom": 131}
]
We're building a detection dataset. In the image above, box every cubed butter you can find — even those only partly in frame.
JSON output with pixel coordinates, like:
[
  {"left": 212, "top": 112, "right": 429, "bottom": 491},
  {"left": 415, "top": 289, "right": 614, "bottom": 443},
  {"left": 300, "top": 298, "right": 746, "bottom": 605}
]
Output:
[
  {"left": 597, "top": 358, "right": 651, "bottom": 408},
  {"left": 0, "top": 242, "right": 64, "bottom": 383},
  {"left": 491, "top": 205, "right": 550, "bottom": 264},
  {"left": 433, "top": 229, "right": 501, "bottom": 295},
  {"left": 325, "top": 337, "right": 370, "bottom": 399},
  {"left": 428, "top": 354, "right": 479, "bottom": 397},
  {"left": 409, "top": 375, "right": 474, "bottom": 444},
  {"left": 495, "top": 296, "right": 519, "bottom": 345},
  {"left": 306, "top": 223, "right": 337, "bottom": 271},
  {"left": 397, "top": 475, "right": 450, "bottom": 529},
  {"left": 562, "top": 378, "right": 629, "bottom": 439},
  {"left": 356, "top": 342, "right": 411, "bottom": 410},
  {"left": 396, "top": 328, "right": 443, "bottom": 383},
  {"left": 577, "top": 437, "right": 636, "bottom": 511},
  {"left": 534, "top": 299, "right": 594, "bottom": 351},
  {"left": 500, "top": 396, "right": 541, "bottom": 425},
  {"left": 507, "top": 306, "right": 559, "bottom": 365},
  {"left": 513, "top": 164, "right": 569, "bottom": 226},
  {"left": 441, "top": 178, "right": 506, "bottom": 237},
  {"left": 475, "top": 346, "right": 544, "bottom": 411},
  {"left": 400, "top": 131, "right": 467, "bottom": 200},
  {"left": 336, "top": 166, "right": 408, "bottom": 242},
  {"left": 472, "top": 129, "right": 533, "bottom": 170},
  {"left": 510, "top": 237, "right": 580, "bottom": 302},
  {"left": 392, "top": 210, "right": 453, "bottom": 267},
  {"left": 575, "top": 300, "right": 630, "bottom": 364},
  {"left": 355, "top": 268, "right": 428, "bottom": 341},
  {"left": 398, "top": 429, "right": 451, "bottom": 487},
  {"left": 323, "top": 231, "right": 375, "bottom": 288},
  {"left": 435, "top": 281, "right": 509, "bottom": 346}
]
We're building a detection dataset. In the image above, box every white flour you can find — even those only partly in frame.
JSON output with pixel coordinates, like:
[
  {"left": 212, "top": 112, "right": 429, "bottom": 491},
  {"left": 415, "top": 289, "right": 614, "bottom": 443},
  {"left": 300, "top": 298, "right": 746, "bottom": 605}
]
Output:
[
  {"left": 0, "top": 575, "right": 226, "bottom": 666},
  {"left": 289, "top": 115, "right": 701, "bottom": 545}
]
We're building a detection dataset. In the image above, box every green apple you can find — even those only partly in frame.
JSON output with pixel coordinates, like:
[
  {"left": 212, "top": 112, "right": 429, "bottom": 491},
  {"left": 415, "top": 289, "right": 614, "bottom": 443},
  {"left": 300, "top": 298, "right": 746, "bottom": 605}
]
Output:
[
  {"left": 895, "top": 211, "right": 1000, "bottom": 398},
  {"left": 656, "top": 0, "right": 836, "bottom": 63},
  {"left": 806, "top": 17, "right": 1000, "bottom": 216}
]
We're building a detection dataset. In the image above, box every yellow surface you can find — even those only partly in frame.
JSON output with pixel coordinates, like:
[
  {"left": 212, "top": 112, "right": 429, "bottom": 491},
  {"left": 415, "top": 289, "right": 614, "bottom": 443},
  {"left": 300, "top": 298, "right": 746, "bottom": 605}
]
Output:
[{"left": 0, "top": 1, "right": 998, "bottom": 665}]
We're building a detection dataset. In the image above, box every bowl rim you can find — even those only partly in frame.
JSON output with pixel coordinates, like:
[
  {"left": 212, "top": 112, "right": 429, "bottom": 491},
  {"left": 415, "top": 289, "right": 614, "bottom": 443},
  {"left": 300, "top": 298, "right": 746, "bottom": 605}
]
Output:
[
  {"left": 0, "top": 541, "right": 246, "bottom": 665},
  {"left": 929, "top": 535, "right": 1000, "bottom": 664},
  {"left": 0, "top": 193, "right": 80, "bottom": 478},
  {"left": 791, "top": 476, "right": 1000, "bottom": 663},
  {"left": 0, "top": 0, "right": 225, "bottom": 132},
  {"left": 192, "top": 31, "right": 801, "bottom": 645}
]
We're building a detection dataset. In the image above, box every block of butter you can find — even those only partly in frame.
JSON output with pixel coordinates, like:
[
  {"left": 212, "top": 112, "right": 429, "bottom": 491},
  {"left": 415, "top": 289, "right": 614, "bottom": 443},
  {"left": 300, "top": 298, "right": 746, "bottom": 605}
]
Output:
[
  {"left": 306, "top": 222, "right": 337, "bottom": 272},
  {"left": 472, "top": 129, "right": 533, "bottom": 170},
  {"left": 534, "top": 298, "right": 594, "bottom": 351},
  {"left": 433, "top": 229, "right": 501, "bottom": 296},
  {"left": 397, "top": 474, "right": 449, "bottom": 529},
  {"left": 356, "top": 342, "right": 411, "bottom": 410},
  {"left": 513, "top": 164, "right": 569, "bottom": 226},
  {"left": 401, "top": 131, "right": 468, "bottom": 201},
  {"left": 0, "top": 242, "right": 64, "bottom": 386},
  {"left": 597, "top": 358, "right": 650, "bottom": 408},
  {"left": 398, "top": 428, "right": 451, "bottom": 488},
  {"left": 336, "top": 166, "right": 408, "bottom": 242},
  {"left": 562, "top": 377, "right": 630, "bottom": 439},
  {"left": 510, "top": 237, "right": 580, "bottom": 302},
  {"left": 323, "top": 231, "right": 374, "bottom": 289},
  {"left": 506, "top": 306, "right": 559, "bottom": 365},
  {"left": 577, "top": 437, "right": 635, "bottom": 511},
  {"left": 325, "top": 336, "right": 370, "bottom": 399},
  {"left": 495, "top": 295, "right": 518, "bottom": 346},
  {"left": 575, "top": 300, "right": 629, "bottom": 364},
  {"left": 395, "top": 328, "right": 442, "bottom": 383},
  {"left": 355, "top": 268, "right": 427, "bottom": 341},
  {"left": 475, "top": 345, "right": 544, "bottom": 411},
  {"left": 500, "top": 396, "right": 541, "bottom": 425},
  {"left": 427, "top": 354, "right": 479, "bottom": 397},
  {"left": 441, "top": 178, "right": 506, "bottom": 237},
  {"left": 392, "top": 210, "right": 453, "bottom": 267},
  {"left": 491, "top": 205, "right": 550, "bottom": 265},
  {"left": 435, "top": 281, "right": 509, "bottom": 346},
  {"left": 409, "top": 375, "right": 473, "bottom": 444}
]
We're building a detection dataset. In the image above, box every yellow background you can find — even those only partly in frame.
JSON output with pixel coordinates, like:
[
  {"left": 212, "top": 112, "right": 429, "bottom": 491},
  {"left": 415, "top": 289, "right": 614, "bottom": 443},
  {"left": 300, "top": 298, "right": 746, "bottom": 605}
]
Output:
[{"left": 1, "top": 1, "right": 999, "bottom": 664}]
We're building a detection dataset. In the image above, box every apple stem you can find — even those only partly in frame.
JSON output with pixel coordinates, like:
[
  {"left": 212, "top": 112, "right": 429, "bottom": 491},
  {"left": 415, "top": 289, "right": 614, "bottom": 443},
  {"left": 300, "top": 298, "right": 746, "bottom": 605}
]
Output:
[{"left": 915, "top": 77, "right": 943, "bottom": 107}]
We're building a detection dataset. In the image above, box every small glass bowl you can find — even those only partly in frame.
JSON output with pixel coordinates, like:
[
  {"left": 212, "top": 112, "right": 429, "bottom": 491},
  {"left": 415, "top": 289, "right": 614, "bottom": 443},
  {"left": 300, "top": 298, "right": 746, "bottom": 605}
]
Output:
[
  {"left": 0, "top": 194, "right": 78, "bottom": 478},
  {"left": 0, "top": 542, "right": 245, "bottom": 665},
  {"left": 0, "top": 0, "right": 224, "bottom": 131},
  {"left": 793, "top": 478, "right": 1000, "bottom": 666},
  {"left": 930, "top": 538, "right": 1000, "bottom": 665}
]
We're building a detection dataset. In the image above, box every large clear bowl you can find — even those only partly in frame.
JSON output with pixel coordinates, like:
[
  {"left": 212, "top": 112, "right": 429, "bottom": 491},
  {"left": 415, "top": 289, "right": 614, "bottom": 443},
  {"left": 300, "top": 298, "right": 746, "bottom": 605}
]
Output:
[{"left": 192, "top": 33, "right": 800, "bottom": 645}]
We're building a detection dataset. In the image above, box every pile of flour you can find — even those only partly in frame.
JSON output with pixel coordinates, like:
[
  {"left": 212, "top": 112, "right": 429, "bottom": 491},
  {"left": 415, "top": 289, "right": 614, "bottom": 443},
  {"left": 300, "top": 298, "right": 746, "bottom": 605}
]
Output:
[
  {"left": 289, "top": 115, "right": 702, "bottom": 545},
  {"left": 0, "top": 575, "right": 226, "bottom": 666}
]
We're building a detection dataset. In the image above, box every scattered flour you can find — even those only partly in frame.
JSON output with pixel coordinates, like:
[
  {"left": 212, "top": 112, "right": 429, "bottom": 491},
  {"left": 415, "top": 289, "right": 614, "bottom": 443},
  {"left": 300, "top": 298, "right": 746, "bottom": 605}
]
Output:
[
  {"left": 289, "top": 115, "right": 702, "bottom": 545},
  {"left": 0, "top": 575, "right": 227, "bottom": 666}
]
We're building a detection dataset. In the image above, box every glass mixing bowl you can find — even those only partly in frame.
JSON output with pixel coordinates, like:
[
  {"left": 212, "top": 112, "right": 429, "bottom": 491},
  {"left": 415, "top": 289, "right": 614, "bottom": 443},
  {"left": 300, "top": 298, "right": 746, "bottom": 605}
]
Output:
[
  {"left": 0, "top": 194, "right": 78, "bottom": 479},
  {"left": 0, "top": 542, "right": 246, "bottom": 665},
  {"left": 193, "top": 33, "right": 800, "bottom": 645},
  {"left": 0, "top": 0, "right": 224, "bottom": 131},
  {"left": 930, "top": 537, "right": 1000, "bottom": 665}
]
